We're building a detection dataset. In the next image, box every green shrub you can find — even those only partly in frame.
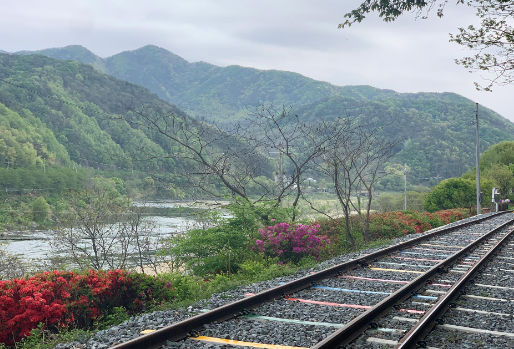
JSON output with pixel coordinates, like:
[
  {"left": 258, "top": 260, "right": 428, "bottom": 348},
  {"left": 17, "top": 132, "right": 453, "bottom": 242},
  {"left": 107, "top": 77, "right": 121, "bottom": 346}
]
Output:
[
  {"left": 165, "top": 202, "right": 292, "bottom": 275},
  {"left": 32, "top": 196, "right": 50, "bottom": 223},
  {"left": 315, "top": 209, "right": 469, "bottom": 249},
  {"left": 98, "top": 307, "right": 129, "bottom": 328},
  {"left": 424, "top": 178, "right": 475, "bottom": 212},
  {"left": 169, "top": 226, "right": 251, "bottom": 275}
]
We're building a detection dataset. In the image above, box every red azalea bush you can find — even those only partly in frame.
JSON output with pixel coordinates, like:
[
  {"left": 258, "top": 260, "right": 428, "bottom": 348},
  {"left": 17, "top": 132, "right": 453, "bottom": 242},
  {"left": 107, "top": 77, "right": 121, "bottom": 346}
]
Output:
[
  {"left": 368, "top": 211, "right": 434, "bottom": 239},
  {"left": 253, "top": 222, "right": 331, "bottom": 263},
  {"left": 431, "top": 208, "right": 467, "bottom": 224},
  {"left": 0, "top": 270, "right": 175, "bottom": 345},
  {"left": 367, "top": 208, "right": 469, "bottom": 240},
  {"left": 315, "top": 209, "right": 470, "bottom": 242}
]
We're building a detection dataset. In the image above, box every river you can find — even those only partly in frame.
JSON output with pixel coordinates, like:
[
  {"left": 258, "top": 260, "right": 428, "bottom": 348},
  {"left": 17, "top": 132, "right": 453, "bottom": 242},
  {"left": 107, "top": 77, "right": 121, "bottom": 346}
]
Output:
[{"left": 0, "top": 200, "right": 220, "bottom": 264}]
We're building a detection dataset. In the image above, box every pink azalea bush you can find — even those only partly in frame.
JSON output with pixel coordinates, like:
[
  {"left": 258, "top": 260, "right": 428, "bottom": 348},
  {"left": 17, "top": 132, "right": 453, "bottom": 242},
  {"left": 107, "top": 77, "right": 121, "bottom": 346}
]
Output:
[{"left": 254, "top": 223, "right": 331, "bottom": 263}]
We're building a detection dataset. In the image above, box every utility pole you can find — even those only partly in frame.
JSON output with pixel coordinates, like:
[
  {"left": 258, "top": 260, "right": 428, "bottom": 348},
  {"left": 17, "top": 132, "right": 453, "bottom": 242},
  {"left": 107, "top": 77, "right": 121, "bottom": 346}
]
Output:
[
  {"left": 269, "top": 148, "right": 285, "bottom": 207},
  {"left": 268, "top": 150, "right": 284, "bottom": 189},
  {"left": 476, "top": 103, "right": 481, "bottom": 214},
  {"left": 404, "top": 163, "right": 407, "bottom": 211}
]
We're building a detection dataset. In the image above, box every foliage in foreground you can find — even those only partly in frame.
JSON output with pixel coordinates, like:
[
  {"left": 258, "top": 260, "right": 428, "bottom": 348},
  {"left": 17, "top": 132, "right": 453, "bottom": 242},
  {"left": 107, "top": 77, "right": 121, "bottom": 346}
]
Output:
[
  {"left": 170, "top": 204, "right": 470, "bottom": 277},
  {"left": 167, "top": 203, "right": 293, "bottom": 275},
  {"left": 1, "top": 260, "right": 307, "bottom": 349},
  {"left": 341, "top": 0, "right": 514, "bottom": 92}
]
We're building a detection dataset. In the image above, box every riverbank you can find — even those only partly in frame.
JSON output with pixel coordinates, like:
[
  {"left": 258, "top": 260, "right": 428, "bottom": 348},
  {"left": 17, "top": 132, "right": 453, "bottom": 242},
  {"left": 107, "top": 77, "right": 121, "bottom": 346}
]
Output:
[{"left": 0, "top": 200, "right": 220, "bottom": 276}]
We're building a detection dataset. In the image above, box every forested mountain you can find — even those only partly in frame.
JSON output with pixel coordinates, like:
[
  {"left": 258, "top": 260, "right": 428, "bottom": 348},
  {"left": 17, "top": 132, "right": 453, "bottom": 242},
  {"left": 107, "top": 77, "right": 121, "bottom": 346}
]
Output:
[
  {"left": 18, "top": 45, "right": 394, "bottom": 121},
  {"left": 8, "top": 45, "right": 514, "bottom": 181},
  {"left": 0, "top": 102, "right": 69, "bottom": 168},
  {"left": 297, "top": 94, "right": 514, "bottom": 181},
  {"left": 16, "top": 45, "right": 108, "bottom": 73},
  {"left": 0, "top": 53, "right": 239, "bottom": 176}
]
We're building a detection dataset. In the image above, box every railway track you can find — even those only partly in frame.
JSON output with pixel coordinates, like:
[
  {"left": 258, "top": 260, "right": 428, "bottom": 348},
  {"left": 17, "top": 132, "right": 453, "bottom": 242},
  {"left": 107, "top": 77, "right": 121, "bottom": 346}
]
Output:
[{"left": 106, "top": 212, "right": 514, "bottom": 349}]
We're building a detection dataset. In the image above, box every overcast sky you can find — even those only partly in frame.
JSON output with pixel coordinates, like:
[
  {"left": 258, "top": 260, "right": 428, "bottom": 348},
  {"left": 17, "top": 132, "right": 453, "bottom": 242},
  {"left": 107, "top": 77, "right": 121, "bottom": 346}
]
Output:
[{"left": 2, "top": 0, "right": 513, "bottom": 122}]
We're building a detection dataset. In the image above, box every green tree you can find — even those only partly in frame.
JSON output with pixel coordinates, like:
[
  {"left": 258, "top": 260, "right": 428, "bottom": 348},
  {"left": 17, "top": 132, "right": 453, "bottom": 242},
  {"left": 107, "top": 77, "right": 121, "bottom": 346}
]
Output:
[
  {"left": 32, "top": 196, "right": 50, "bottom": 223},
  {"left": 485, "top": 163, "right": 514, "bottom": 196},
  {"left": 479, "top": 178, "right": 495, "bottom": 204},
  {"left": 424, "top": 178, "right": 475, "bottom": 212},
  {"left": 341, "top": 0, "right": 514, "bottom": 90},
  {"left": 112, "top": 177, "right": 127, "bottom": 195},
  {"left": 480, "top": 141, "right": 514, "bottom": 169},
  {"left": 167, "top": 203, "right": 291, "bottom": 275}
]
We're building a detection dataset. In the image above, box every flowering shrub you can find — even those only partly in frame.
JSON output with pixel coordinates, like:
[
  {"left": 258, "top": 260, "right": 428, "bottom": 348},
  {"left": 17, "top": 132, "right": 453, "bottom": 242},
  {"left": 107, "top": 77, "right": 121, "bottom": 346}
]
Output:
[
  {"left": 367, "top": 209, "right": 468, "bottom": 240},
  {"left": 254, "top": 223, "right": 331, "bottom": 263},
  {"left": 368, "top": 211, "right": 433, "bottom": 239},
  {"left": 0, "top": 270, "right": 175, "bottom": 345},
  {"left": 314, "top": 209, "right": 469, "bottom": 242},
  {"left": 432, "top": 209, "right": 467, "bottom": 224}
]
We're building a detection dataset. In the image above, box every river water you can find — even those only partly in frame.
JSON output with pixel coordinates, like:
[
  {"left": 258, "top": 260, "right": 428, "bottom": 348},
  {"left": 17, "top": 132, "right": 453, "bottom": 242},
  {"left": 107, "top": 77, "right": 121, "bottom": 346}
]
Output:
[{"left": 0, "top": 201, "right": 210, "bottom": 263}]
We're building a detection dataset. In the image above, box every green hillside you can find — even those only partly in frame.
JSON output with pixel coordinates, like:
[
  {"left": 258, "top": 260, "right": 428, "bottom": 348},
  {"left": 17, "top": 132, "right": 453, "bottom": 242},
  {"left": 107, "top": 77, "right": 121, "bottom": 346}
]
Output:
[
  {"left": 0, "top": 53, "right": 238, "bottom": 176},
  {"left": 105, "top": 46, "right": 348, "bottom": 121},
  {"left": 18, "top": 45, "right": 355, "bottom": 120},
  {"left": 16, "top": 45, "right": 107, "bottom": 73},
  {"left": 0, "top": 101, "right": 69, "bottom": 168},
  {"left": 11, "top": 45, "right": 514, "bottom": 181},
  {"left": 296, "top": 95, "right": 514, "bottom": 181}
]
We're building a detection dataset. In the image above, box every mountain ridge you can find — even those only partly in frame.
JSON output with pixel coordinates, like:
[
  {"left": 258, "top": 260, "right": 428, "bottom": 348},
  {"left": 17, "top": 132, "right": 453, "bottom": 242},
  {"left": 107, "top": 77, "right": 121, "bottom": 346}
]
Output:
[
  {"left": 7, "top": 45, "right": 514, "bottom": 181},
  {"left": 14, "top": 45, "right": 393, "bottom": 119}
]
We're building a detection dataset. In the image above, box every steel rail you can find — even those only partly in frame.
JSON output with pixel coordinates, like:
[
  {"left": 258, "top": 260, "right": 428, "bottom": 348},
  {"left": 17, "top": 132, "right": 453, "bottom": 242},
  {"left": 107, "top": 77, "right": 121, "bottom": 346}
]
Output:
[
  {"left": 394, "top": 225, "right": 514, "bottom": 348},
  {"left": 311, "top": 215, "right": 514, "bottom": 349},
  {"left": 110, "top": 212, "right": 508, "bottom": 349}
]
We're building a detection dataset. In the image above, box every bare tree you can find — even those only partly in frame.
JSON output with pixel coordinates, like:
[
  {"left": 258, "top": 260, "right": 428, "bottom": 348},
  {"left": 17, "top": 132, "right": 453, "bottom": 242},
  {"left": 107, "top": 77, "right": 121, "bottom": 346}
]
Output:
[
  {"left": 120, "top": 102, "right": 397, "bottom": 234},
  {"left": 349, "top": 127, "right": 401, "bottom": 241},
  {"left": 315, "top": 123, "right": 362, "bottom": 247},
  {"left": 51, "top": 188, "right": 160, "bottom": 272},
  {"left": 0, "top": 246, "right": 27, "bottom": 279},
  {"left": 121, "top": 103, "right": 351, "bottom": 221},
  {"left": 237, "top": 105, "right": 347, "bottom": 220},
  {"left": 121, "top": 103, "right": 273, "bottom": 204},
  {"left": 308, "top": 117, "right": 400, "bottom": 245}
]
